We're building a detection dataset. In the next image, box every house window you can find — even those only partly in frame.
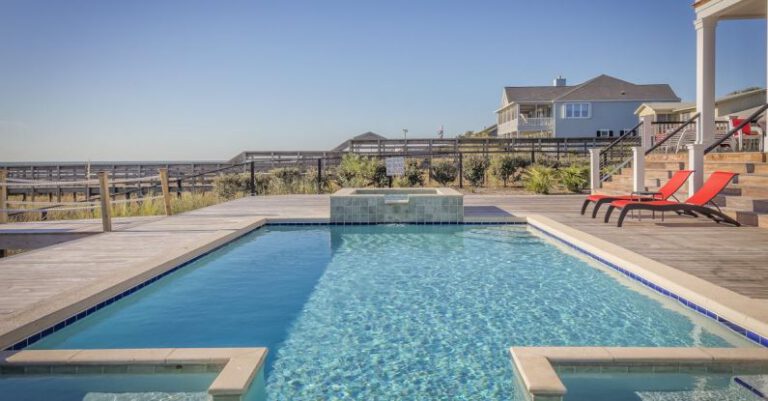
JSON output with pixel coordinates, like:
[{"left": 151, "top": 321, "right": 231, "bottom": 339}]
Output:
[
  {"left": 596, "top": 129, "right": 614, "bottom": 138},
  {"left": 563, "top": 103, "right": 591, "bottom": 119}
]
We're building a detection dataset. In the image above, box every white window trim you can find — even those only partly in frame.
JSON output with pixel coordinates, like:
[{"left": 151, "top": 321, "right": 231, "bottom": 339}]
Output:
[{"left": 562, "top": 103, "right": 591, "bottom": 119}]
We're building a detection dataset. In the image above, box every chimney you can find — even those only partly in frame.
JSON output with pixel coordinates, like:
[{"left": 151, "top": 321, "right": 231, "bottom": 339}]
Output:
[{"left": 554, "top": 76, "right": 566, "bottom": 87}]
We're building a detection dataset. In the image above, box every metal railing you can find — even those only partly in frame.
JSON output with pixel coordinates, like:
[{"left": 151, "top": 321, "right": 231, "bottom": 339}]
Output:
[
  {"left": 705, "top": 103, "right": 768, "bottom": 154},
  {"left": 598, "top": 122, "right": 643, "bottom": 182},
  {"left": 645, "top": 113, "right": 700, "bottom": 155}
]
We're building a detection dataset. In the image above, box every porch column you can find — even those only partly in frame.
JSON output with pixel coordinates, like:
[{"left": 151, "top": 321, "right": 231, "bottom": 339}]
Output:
[
  {"left": 695, "top": 17, "right": 717, "bottom": 145},
  {"left": 687, "top": 144, "right": 705, "bottom": 198}
]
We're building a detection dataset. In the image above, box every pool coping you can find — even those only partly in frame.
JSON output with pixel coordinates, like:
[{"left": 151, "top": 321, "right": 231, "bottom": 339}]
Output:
[
  {"left": 526, "top": 214, "right": 768, "bottom": 346},
  {"left": 0, "top": 347, "right": 267, "bottom": 401},
  {"left": 509, "top": 346, "right": 768, "bottom": 401}
]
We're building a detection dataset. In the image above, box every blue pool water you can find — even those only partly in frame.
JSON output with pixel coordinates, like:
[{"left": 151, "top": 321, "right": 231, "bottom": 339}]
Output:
[
  {"left": 0, "top": 372, "right": 215, "bottom": 401},
  {"left": 31, "top": 225, "right": 752, "bottom": 400},
  {"left": 561, "top": 372, "right": 761, "bottom": 401}
]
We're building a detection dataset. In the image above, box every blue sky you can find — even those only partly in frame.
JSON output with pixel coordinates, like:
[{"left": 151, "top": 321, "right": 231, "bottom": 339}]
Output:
[{"left": 0, "top": 0, "right": 765, "bottom": 161}]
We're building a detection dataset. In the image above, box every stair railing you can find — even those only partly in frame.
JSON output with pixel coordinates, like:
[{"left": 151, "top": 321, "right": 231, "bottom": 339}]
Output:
[
  {"left": 598, "top": 121, "right": 643, "bottom": 183},
  {"left": 645, "top": 113, "right": 700, "bottom": 156},
  {"left": 704, "top": 103, "right": 768, "bottom": 154}
]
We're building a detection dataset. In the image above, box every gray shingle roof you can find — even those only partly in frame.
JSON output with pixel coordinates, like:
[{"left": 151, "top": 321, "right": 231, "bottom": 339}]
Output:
[{"left": 504, "top": 74, "right": 680, "bottom": 103}]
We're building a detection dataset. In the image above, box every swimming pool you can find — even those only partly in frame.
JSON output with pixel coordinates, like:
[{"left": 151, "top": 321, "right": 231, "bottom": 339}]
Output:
[
  {"left": 29, "top": 225, "right": 754, "bottom": 400},
  {"left": 561, "top": 372, "right": 761, "bottom": 401}
]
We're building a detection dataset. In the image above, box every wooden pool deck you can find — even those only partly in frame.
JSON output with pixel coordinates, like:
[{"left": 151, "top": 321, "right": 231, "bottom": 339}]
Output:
[{"left": 1, "top": 194, "right": 767, "bottom": 349}]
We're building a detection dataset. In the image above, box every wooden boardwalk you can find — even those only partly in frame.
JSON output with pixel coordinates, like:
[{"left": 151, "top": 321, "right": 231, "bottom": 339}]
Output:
[{"left": 1, "top": 194, "right": 768, "bottom": 348}]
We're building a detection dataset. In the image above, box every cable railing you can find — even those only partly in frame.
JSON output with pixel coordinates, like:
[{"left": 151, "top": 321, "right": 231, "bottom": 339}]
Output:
[
  {"left": 598, "top": 122, "right": 643, "bottom": 183},
  {"left": 704, "top": 103, "right": 768, "bottom": 154}
]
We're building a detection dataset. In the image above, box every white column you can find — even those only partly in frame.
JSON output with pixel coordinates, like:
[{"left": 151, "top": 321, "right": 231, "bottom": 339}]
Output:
[
  {"left": 589, "top": 149, "right": 601, "bottom": 194},
  {"left": 632, "top": 147, "right": 645, "bottom": 192},
  {"left": 687, "top": 144, "right": 705, "bottom": 198},
  {"left": 640, "top": 115, "right": 654, "bottom": 151},
  {"left": 695, "top": 17, "right": 717, "bottom": 145}
]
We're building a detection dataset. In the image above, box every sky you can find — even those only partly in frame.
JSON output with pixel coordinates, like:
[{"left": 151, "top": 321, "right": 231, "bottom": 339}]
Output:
[{"left": 0, "top": 0, "right": 765, "bottom": 161}]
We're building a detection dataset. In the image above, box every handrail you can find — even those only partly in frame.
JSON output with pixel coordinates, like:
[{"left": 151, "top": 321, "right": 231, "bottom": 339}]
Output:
[
  {"left": 176, "top": 162, "right": 251, "bottom": 181},
  {"left": 602, "top": 121, "right": 643, "bottom": 155},
  {"left": 704, "top": 103, "right": 768, "bottom": 154},
  {"left": 645, "top": 113, "right": 700, "bottom": 155}
]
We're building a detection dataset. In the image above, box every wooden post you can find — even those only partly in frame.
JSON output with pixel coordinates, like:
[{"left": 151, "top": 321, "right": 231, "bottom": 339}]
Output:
[
  {"left": 316, "top": 158, "right": 322, "bottom": 194},
  {"left": 250, "top": 161, "right": 255, "bottom": 196},
  {"left": 98, "top": 171, "right": 112, "bottom": 232},
  {"left": 0, "top": 170, "right": 8, "bottom": 224},
  {"left": 458, "top": 152, "right": 464, "bottom": 188},
  {"left": 159, "top": 168, "right": 172, "bottom": 216}
]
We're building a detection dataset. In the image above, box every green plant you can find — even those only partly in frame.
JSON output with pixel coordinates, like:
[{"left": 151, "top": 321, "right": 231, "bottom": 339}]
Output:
[
  {"left": 431, "top": 159, "right": 458, "bottom": 186},
  {"left": 253, "top": 174, "right": 272, "bottom": 195},
  {"left": 559, "top": 165, "right": 589, "bottom": 193},
  {"left": 463, "top": 156, "right": 489, "bottom": 187},
  {"left": 214, "top": 173, "right": 250, "bottom": 200},
  {"left": 271, "top": 167, "right": 301, "bottom": 185},
  {"left": 491, "top": 155, "right": 530, "bottom": 187},
  {"left": 335, "top": 154, "right": 384, "bottom": 187},
  {"left": 523, "top": 165, "right": 556, "bottom": 194},
  {"left": 370, "top": 161, "right": 390, "bottom": 188},
  {"left": 401, "top": 160, "right": 425, "bottom": 187}
]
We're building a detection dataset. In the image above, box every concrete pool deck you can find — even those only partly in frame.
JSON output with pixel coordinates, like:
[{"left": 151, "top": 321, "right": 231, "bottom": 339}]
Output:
[{"left": 0, "top": 194, "right": 767, "bottom": 350}]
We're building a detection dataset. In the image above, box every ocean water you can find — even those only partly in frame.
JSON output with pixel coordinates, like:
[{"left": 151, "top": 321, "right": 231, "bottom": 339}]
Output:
[{"left": 30, "top": 225, "right": 752, "bottom": 400}]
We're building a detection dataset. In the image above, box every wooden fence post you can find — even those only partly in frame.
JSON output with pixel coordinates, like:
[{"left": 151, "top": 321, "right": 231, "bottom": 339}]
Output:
[
  {"left": 159, "top": 168, "right": 172, "bottom": 216},
  {"left": 98, "top": 171, "right": 112, "bottom": 232},
  {"left": 0, "top": 170, "right": 8, "bottom": 224}
]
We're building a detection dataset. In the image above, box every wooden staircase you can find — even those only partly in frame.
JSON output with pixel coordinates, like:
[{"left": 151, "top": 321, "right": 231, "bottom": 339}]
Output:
[{"left": 599, "top": 152, "right": 768, "bottom": 228}]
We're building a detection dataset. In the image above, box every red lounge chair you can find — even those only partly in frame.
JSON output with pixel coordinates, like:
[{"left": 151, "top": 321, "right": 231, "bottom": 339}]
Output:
[
  {"left": 580, "top": 170, "right": 693, "bottom": 218},
  {"left": 604, "top": 171, "right": 740, "bottom": 227}
]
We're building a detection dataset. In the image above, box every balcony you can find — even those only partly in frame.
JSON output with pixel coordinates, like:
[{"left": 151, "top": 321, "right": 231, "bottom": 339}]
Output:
[{"left": 517, "top": 116, "right": 554, "bottom": 132}]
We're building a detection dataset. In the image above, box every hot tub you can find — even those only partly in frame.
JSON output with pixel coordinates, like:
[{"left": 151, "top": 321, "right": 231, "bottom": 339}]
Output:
[{"left": 329, "top": 187, "right": 463, "bottom": 223}]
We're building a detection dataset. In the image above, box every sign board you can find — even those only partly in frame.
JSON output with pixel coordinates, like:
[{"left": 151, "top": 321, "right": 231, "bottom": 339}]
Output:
[{"left": 385, "top": 157, "right": 405, "bottom": 176}]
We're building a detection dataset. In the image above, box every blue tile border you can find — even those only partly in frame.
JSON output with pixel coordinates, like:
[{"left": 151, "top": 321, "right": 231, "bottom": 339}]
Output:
[
  {"left": 267, "top": 221, "right": 526, "bottom": 226},
  {"left": 734, "top": 377, "right": 767, "bottom": 399},
  {"left": 3, "top": 221, "right": 523, "bottom": 351},
  {"left": 7, "top": 220, "right": 764, "bottom": 351},
  {"left": 527, "top": 222, "right": 768, "bottom": 348}
]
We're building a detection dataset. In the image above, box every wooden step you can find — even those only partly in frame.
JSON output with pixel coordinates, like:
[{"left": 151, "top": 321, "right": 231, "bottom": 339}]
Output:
[
  {"left": 704, "top": 152, "right": 766, "bottom": 163},
  {"left": 721, "top": 208, "right": 768, "bottom": 227},
  {"left": 646, "top": 152, "right": 765, "bottom": 163},
  {"left": 720, "top": 196, "right": 768, "bottom": 213}
]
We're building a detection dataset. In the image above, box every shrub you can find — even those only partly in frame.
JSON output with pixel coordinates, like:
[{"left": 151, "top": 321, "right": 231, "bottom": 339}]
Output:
[
  {"left": 253, "top": 174, "right": 272, "bottom": 195},
  {"left": 370, "top": 161, "right": 390, "bottom": 188},
  {"left": 431, "top": 159, "right": 458, "bottom": 186},
  {"left": 335, "top": 154, "right": 384, "bottom": 187},
  {"left": 559, "top": 165, "right": 589, "bottom": 193},
  {"left": 491, "top": 155, "right": 530, "bottom": 187},
  {"left": 401, "top": 160, "right": 425, "bottom": 187},
  {"left": 214, "top": 173, "right": 251, "bottom": 200},
  {"left": 523, "top": 165, "right": 556, "bottom": 194},
  {"left": 463, "top": 156, "right": 489, "bottom": 187},
  {"left": 271, "top": 167, "right": 301, "bottom": 185}
]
